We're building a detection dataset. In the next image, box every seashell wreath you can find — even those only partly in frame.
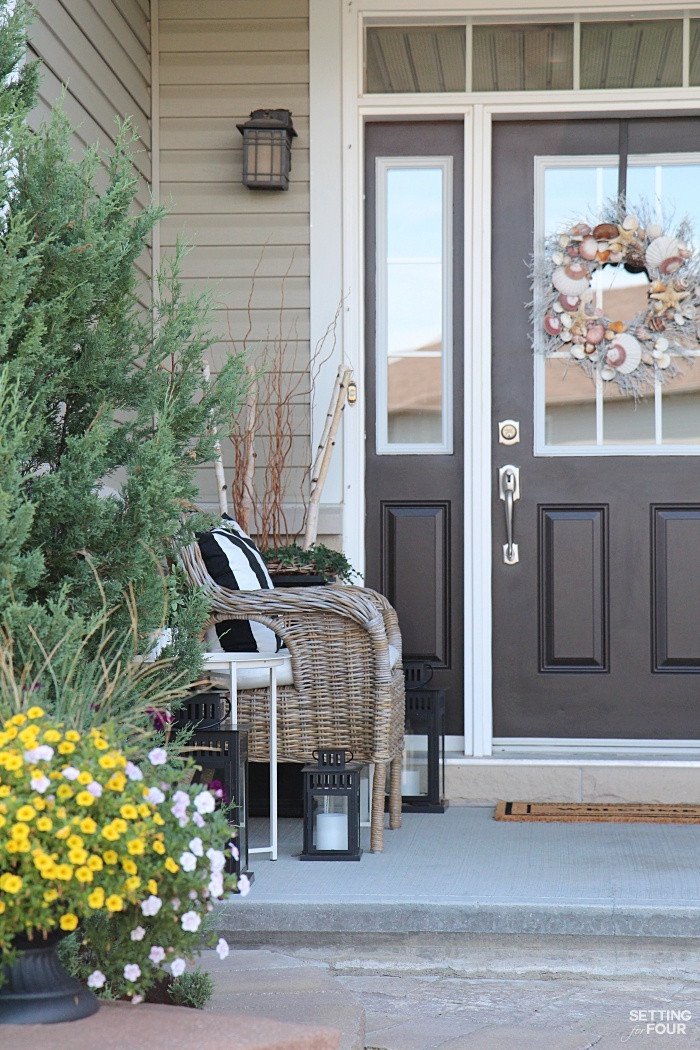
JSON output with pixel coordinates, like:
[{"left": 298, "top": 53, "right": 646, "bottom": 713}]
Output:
[{"left": 536, "top": 209, "right": 700, "bottom": 396}]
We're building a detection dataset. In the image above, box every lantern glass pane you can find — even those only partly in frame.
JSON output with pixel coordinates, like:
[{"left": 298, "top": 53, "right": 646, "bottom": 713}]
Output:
[
  {"left": 402, "top": 732, "right": 429, "bottom": 796},
  {"left": 313, "top": 795, "right": 349, "bottom": 851}
]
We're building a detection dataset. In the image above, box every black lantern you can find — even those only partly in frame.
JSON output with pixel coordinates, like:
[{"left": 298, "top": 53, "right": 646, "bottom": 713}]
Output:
[
  {"left": 402, "top": 663, "right": 448, "bottom": 814},
  {"left": 188, "top": 726, "right": 252, "bottom": 885},
  {"left": 300, "top": 749, "right": 364, "bottom": 861},
  {"left": 236, "top": 109, "right": 297, "bottom": 190}
]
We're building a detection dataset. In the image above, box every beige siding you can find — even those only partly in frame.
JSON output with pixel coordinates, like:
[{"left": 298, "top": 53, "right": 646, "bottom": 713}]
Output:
[
  {"left": 159, "top": 0, "right": 312, "bottom": 521},
  {"left": 28, "top": 0, "right": 152, "bottom": 279}
]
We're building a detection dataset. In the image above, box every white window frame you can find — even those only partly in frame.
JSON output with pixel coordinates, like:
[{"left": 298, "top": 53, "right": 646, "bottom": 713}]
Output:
[
  {"left": 534, "top": 151, "right": 700, "bottom": 456},
  {"left": 375, "top": 155, "right": 454, "bottom": 455}
]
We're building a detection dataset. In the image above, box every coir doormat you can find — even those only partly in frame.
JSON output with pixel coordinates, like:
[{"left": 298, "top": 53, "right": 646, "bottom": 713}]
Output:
[{"left": 494, "top": 801, "right": 700, "bottom": 824}]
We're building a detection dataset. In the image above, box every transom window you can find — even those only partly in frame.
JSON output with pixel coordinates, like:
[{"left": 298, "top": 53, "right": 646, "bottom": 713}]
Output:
[{"left": 365, "top": 18, "right": 700, "bottom": 93}]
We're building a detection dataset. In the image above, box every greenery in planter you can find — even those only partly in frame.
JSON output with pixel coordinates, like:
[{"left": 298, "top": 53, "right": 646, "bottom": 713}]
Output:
[
  {"left": 261, "top": 543, "right": 359, "bottom": 584},
  {"left": 167, "top": 969, "right": 214, "bottom": 1009}
]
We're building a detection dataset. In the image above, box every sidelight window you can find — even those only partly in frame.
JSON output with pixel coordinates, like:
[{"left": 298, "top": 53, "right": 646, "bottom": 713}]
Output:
[{"left": 375, "top": 157, "right": 453, "bottom": 454}]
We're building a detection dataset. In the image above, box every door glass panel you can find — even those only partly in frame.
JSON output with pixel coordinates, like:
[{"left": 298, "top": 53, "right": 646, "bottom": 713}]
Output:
[
  {"left": 376, "top": 158, "right": 452, "bottom": 453},
  {"left": 580, "top": 21, "right": 682, "bottom": 89},
  {"left": 537, "top": 154, "right": 700, "bottom": 454},
  {"left": 472, "top": 23, "right": 573, "bottom": 91},
  {"left": 365, "top": 26, "right": 466, "bottom": 93},
  {"left": 691, "top": 21, "right": 700, "bottom": 86}
]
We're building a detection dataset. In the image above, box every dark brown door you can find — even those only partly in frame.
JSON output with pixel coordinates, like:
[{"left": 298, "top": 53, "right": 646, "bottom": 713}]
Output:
[
  {"left": 365, "top": 121, "right": 464, "bottom": 735},
  {"left": 493, "top": 118, "right": 700, "bottom": 741}
]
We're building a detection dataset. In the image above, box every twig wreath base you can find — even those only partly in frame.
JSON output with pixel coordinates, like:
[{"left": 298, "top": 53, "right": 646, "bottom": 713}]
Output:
[{"left": 536, "top": 207, "right": 700, "bottom": 397}]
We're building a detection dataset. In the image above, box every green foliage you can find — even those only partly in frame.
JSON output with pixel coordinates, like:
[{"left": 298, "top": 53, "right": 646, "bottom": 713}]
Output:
[
  {"left": 167, "top": 969, "right": 214, "bottom": 1010},
  {"left": 262, "top": 543, "right": 359, "bottom": 584}
]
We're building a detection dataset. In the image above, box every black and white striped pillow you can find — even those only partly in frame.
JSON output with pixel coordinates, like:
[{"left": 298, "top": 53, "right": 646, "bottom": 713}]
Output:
[{"left": 197, "top": 516, "right": 279, "bottom": 654}]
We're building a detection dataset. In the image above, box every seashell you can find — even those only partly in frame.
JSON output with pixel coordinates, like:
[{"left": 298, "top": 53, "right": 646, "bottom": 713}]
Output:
[
  {"left": 597, "top": 249, "right": 611, "bottom": 263},
  {"left": 650, "top": 280, "right": 666, "bottom": 294},
  {"left": 571, "top": 345, "right": 586, "bottom": 359},
  {"left": 579, "top": 236, "right": 599, "bottom": 261},
  {"left": 586, "top": 323, "right": 606, "bottom": 345},
  {"left": 647, "top": 223, "right": 663, "bottom": 239},
  {"left": 559, "top": 234, "right": 571, "bottom": 248},
  {"left": 558, "top": 293, "right": 579, "bottom": 311},
  {"left": 544, "top": 313, "right": 562, "bottom": 336},
  {"left": 593, "top": 223, "right": 619, "bottom": 241},
  {"left": 552, "top": 251, "right": 565, "bottom": 265},
  {"left": 552, "top": 264, "right": 590, "bottom": 296},
  {"left": 654, "top": 352, "right": 671, "bottom": 369},
  {"left": 605, "top": 329, "right": 615, "bottom": 340},
  {"left": 625, "top": 250, "right": 647, "bottom": 274},
  {"left": 609, "top": 251, "right": 623, "bottom": 264},
  {"left": 642, "top": 351, "right": 654, "bottom": 365},
  {"left": 622, "top": 215, "right": 639, "bottom": 231},
  {"left": 646, "top": 235, "right": 681, "bottom": 272},
  {"left": 584, "top": 343, "right": 597, "bottom": 355},
  {"left": 609, "top": 241, "right": 624, "bottom": 255},
  {"left": 684, "top": 304, "right": 696, "bottom": 320},
  {"left": 609, "top": 320, "right": 626, "bottom": 333},
  {"left": 674, "top": 312, "right": 686, "bottom": 326},
  {"left": 566, "top": 245, "right": 579, "bottom": 258},
  {"left": 679, "top": 247, "right": 692, "bottom": 259},
  {"left": 648, "top": 315, "right": 666, "bottom": 332},
  {"left": 572, "top": 334, "right": 585, "bottom": 344},
  {"left": 571, "top": 223, "right": 592, "bottom": 239},
  {"left": 560, "top": 330, "right": 573, "bottom": 342},
  {"left": 600, "top": 367, "right": 616, "bottom": 381},
  {"left": 636, "top": 326, "right": 652, "bottom": 341},
  {"left": 654, "top": 337, "right": 669, "bottom": 352},
  {"left": 607, "top": 333, "right": 642, "bottom": 374},
  {"left": 660, "top": 256, "right": 684, "bottom": 275},
  {"left": 553, "top": 302, "right": 564, "bottom": 313},
  {"left": 561, "top": 313, "right": 573, "bottom": 329}
]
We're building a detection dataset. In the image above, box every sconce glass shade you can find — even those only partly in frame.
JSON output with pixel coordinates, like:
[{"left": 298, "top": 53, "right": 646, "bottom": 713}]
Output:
[{"left": 236, "top": 109, "right": 297, "bottom": 190}]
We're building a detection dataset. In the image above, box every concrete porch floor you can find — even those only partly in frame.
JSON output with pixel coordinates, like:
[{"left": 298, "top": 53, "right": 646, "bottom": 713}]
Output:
[{"left": 217, "top": 806, "right": 700, "bottom": 938}]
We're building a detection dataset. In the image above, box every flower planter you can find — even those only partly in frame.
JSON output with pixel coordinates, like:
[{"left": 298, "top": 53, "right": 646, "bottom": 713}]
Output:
[{"left": 0, "top": 932, "right": 99, "bottom": 1025}]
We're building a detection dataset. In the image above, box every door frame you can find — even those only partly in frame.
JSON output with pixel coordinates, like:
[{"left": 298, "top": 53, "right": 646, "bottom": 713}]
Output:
[{"left": 309, "top": 0, "right": 700, "bottom": 757}]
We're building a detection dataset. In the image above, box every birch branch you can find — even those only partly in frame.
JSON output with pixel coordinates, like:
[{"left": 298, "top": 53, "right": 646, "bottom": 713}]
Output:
[
  {"left": 203, "top": 362, "right": 228, "bottom": 517},
  {"left": 303, "top": 365, "right": 352, "bottom": 550}
]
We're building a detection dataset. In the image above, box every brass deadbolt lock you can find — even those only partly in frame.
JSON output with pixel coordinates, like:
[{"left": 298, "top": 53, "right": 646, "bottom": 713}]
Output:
[{"left": 498, "top": 419, "right": 520, "bottom": 445}]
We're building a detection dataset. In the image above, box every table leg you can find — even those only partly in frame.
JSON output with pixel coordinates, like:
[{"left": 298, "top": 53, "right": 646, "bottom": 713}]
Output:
[{"left": 270, "top": 665, "right": 278, "bottom": 861}]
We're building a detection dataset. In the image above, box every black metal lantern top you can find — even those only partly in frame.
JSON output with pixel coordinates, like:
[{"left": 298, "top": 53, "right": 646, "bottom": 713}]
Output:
[{"left": 236, "top": 109, "right": 297, "bottom": 190}]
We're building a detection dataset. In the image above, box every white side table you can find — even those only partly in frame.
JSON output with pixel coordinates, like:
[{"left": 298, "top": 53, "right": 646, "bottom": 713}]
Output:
[{"left": 203, "top": 651, "right": 289, "bottom": 862}]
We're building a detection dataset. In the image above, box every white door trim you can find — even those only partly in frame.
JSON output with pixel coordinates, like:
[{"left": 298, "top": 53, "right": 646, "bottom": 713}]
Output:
[{"left": 311, "top": 0, "right": 700, "bottom": 759}]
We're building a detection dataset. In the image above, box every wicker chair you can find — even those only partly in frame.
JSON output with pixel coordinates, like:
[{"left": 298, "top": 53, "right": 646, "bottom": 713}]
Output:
[{"left": 180, "top": 542, "right": 405, "bottom": 852}]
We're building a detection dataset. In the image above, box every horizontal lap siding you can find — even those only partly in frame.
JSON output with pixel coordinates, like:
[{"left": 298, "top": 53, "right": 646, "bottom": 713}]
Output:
[
  {"left": 159, "top": 0, "right": 312, "bottom": 521},
  {"left": 28, "top": 0, "right": 152, "bottom": 287}
]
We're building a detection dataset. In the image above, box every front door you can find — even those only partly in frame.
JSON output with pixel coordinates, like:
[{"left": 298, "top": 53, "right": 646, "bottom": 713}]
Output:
[
  {"left": 365, "top": 121, "right": 464, "bottom": 737},
  {"left": 492, "top": 118, "right": 700, "bottom": 741}
]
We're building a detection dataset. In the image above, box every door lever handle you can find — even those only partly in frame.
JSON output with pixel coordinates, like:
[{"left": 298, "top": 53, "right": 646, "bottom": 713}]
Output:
[{"left": 498, "top": 465, "right": 520, "bottom": 565}]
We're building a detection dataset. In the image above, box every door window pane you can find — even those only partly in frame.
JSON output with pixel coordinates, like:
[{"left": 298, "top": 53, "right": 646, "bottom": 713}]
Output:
[
  {"left": 662, "top": 361, "right": 700, "bottom": 444},
  {"left": 472, "top": 24, "right": 573, "bottom": 91},
  {"left": 365, "top": 26, "right": 466, "bottom": 93},
  {"left": 376, "top": 159, "right": 452, "bottom": 454},
  {"left": 691, "top": 21, "right": 700, "bottom": 86},
  {"left": 545, "top": 357, "right": 597, "bottom": 446},
  {"left": 580, "top": 21, "right": 682, "bottom": 89}
]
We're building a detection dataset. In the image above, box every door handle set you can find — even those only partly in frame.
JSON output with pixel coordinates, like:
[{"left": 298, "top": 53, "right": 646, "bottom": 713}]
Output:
[{"left": 498, "top": 465, "right": 520, "bottom": 565}]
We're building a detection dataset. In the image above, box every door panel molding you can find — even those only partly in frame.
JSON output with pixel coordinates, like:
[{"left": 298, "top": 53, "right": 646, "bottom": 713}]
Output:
[
  {"left": 538, "top": 506, "right": 609, "bottom": 673},
  {"left": 652, "top": 505, "right": 700, "bottom": 672}
]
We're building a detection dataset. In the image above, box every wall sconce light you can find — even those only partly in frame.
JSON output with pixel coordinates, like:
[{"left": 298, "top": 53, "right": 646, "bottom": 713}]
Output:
[{"left": 236, "top": 109, "right": 297, "bottom": 190}]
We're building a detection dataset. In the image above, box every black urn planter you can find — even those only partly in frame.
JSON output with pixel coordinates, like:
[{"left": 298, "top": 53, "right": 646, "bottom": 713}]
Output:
[{"left": 0, "top": 932, "right": 99, "bottom": 1025}]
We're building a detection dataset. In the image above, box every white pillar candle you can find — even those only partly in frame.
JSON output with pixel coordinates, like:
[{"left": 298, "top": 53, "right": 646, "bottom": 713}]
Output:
[
  {"left": 401, "top": 769, "right": 422, "bottom": 795},
  {"left": 316, "top": 812, "right": 348, "bottom": 851}
]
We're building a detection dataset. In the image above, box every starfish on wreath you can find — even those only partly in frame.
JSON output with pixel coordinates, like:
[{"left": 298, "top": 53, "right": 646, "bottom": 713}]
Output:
[{"left": 649, "top": 280, "right": 690, "bottom": 314}]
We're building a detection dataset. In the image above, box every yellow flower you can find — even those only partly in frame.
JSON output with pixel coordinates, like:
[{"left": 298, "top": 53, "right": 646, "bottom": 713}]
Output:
[
  {"left": 67, "top": 835, "right": 84, "bottom": 849},
  {"left": 164, "top": 857, "right": 179, "bottom": 874},
  {"left": 9, "top": 713, "right": 26, "bottom": 726},
  {"left": 101, "top": 825, "right": 119, "bottom": 841},
  {"left": 119, "top": 804, "right": 138, "bottom": 821},
  {"left": 16, "top": 805, "right": 35, "bottom": 822},
  {"left": 147, "top": 879, "right": 158, "bottom": 894},
  {"left": 87, "top": 854, "right": 103, "bottom": 871},
  {"left": 77, "top": 771, "right": 92, "bottom": 785},
  {"left": 126, "top": 838, "right": 145, "bottom": 856},
  {"left": 27, "top": 706, "right": 45, "bottom": 720},
  {"left": 55, "top": 864, "right": 73, "bottom": 881},
  {"left": 75, "top": 792, "right": 95, "bottom": 808},
  {"left": 105, "top": 894, "right": 124, "bottom": 912},
  {"left": 0, "top": 901, "right": 4, "bottom": 914},
  {"left": 137, "top": 804, "right": 150, "bottom": 819},
  {"left": 65, "top": 730, "right": 80, "bottom": 743},
  {"left": 113, "top": 819, "right": 127, "bottom": 834},
  {"left": 75, "top": 866, "right": 93, "bottom": 884},
  {"left": 79, "top": 817, "right": 97, "bottom": 835},
  {"left": 57, "top": 785, "right": 73, "bottom": 801},
  {"left": 107, "top": 773, "right": 126, "bottom": 792},
  {"left": 0, "top": 816, "right": 5, "bottom": 829},
  {"left": 92, "top": 736, "right": 109, "bottom": 751},
  {"left": 125, "top": 875, "right": 141, "bottom": 892},
  {"left": 18, "top": 726, "right": 39, "bottom": 746},
  {"left": 152, "top": 841, "right": 166, "bottom": 855},
  {"left": 59, "top": 913, "right": 78, "bottom": 931},
  {"left": 43, "top": 729, "right": 61, "bottom": 743},
  {"left": 4, "top": 725, "right": 18, "bottom": 739},
  {"left": 98, "top": 754, "right": 117, "bottom": 770},
  {"left": 121, "top": 858, "right": 137, "bottom": 875},
  {"left": 0, "top": 874, "right": 22, "bottom": 893},
  {"left": 43, "top": 889, "right": 59, "bottom": 903},
  {"left": 33, "top": 797, "right": 46, "bottom": 811},
  {"left": 11, "top": 822, "right": 30, "bottom": 839},
  {"left": 102, "top": 850, "right": 118, "bottom": 866},
  {"left": 4, "top": 755, "right": 22, "bottom": 772},
  {"left": 0, "top": 785, "right": 10, "bottom": 797},
  {"left": 57, "top": 742, "right": 75, "bottom": 755},
  {"left": 36, "top": 817, "right": 53, "bottom": 832},
  {"left": 68, "top": 848, "right": 88, "bottom": 865},
  {"left": 55, "top": 826, "right": 71, "bottom": 840},
  {"left": 87, "top": 887, "right": 105, "bottom": 909},
  {"left": 152, "top": 813, "right": 164, "bottom": 826}
]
